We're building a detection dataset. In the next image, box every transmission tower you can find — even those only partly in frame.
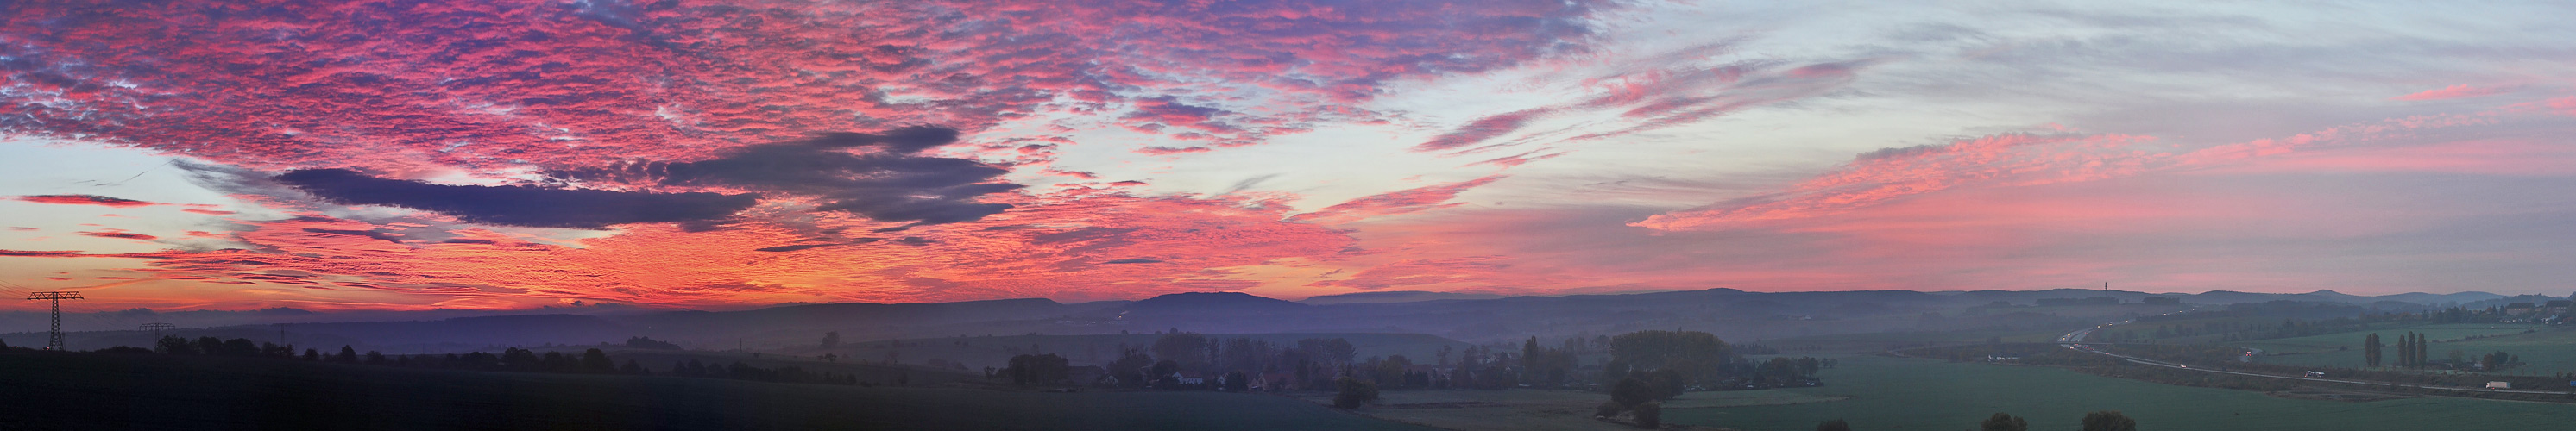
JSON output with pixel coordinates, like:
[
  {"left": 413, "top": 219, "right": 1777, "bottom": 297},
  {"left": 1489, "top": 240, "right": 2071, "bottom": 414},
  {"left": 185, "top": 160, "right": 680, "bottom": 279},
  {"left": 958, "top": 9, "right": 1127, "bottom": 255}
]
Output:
[
  {"left": 141, "top": 322, "right": 176, "bottom": 339},
  {"left": 25, "top": 291, "right": 85, "bottom": 351}
]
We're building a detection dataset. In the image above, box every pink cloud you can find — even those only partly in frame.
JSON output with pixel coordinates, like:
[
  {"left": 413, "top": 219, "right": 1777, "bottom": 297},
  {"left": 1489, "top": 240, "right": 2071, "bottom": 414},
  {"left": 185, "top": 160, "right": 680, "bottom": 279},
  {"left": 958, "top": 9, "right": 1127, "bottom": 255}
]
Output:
[
  {"left": 0, "top": 0, "right": 1628, "bottom": 175},
  {"left": 1638, "top": 111, "right": 2504, "bottom": 232},
  {"left": 2391, "top": 84, "right": 2515, "bottom": 101},
  {"left": 1288, "top": 175, "right": 1506, "bottom": 225},
  {"left": 1414, "top": 109, "right": 1553, "bottom": 152},
  {"left": 15, "top": 195, "right": 160, "bottom": 208},
  {"left": 77, "top": 229, "right": 158, "bottom": 240}
]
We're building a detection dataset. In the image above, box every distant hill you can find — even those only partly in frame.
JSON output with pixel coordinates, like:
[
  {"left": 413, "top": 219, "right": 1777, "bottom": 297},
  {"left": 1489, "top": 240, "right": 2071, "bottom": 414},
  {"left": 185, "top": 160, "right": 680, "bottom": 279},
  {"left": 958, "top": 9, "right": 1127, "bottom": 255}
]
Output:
[
  {"left": 1124, "top": 292, "right": 1306, "bottom": 314},
  {"left": 22, "top": 287, "right": 2558, "bottom": 355},
  {"left": 1300, "top": 290, "right": 1504, "bottom": 305}
]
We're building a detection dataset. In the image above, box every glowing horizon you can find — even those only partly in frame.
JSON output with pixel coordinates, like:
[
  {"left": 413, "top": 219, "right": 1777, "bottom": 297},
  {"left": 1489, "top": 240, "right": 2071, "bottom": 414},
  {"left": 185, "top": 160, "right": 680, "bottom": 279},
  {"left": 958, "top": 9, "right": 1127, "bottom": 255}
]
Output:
[{"left": 3, "top": 1, "right": 2573, "bottom": 311}]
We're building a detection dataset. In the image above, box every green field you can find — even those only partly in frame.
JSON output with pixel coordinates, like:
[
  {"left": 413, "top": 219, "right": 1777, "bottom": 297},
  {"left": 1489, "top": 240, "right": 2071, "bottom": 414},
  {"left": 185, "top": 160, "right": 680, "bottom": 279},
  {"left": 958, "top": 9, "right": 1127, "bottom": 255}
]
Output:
[
  {"left": 1293, "top": 386, "right": 1846, "bottom": 431},
  {"left": 1666, "top": 355, "right": 2576, "bottom": 431},
  {"left": 1764, "top": 328, "right": 2071, "bottom": 353},
  {"left": 0, "top": 352, "right": 1434, "bottom": 430},
  {"left": 2221, "top": 324, "right": 2576, "bottom": 374}
]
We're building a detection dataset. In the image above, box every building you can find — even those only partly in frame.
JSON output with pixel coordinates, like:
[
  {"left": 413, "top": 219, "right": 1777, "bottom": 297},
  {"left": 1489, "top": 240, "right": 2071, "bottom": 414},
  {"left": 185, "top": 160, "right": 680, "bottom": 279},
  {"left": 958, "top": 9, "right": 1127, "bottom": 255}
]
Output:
[
  {"left": 2485, "top": 381, "right": 2511, "bottom": 390},
  {"left": 1068, "top": 365, "right": 1112, "bottom": 386},
  {"left": 1259, "top": 372, "right": 1297, "bottom": 391},
  {"left": 2504, "top": 303, "right": 2537, "bottom": 315}
]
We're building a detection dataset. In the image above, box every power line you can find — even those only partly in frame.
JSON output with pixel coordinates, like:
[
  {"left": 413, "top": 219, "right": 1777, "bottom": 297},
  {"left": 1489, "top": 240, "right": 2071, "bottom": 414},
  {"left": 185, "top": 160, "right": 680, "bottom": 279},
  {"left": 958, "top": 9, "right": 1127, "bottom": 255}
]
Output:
[
  {"left": 141, "top": 322, "right": 176, "bottom": 339},
  {"left": 26, "top": 291, "right": 85, "bottom": 351}
]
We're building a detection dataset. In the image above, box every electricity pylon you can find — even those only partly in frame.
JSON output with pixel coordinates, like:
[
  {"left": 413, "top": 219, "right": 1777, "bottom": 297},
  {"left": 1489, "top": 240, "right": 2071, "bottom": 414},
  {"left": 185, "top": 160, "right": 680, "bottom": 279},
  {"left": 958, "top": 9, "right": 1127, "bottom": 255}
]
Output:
[
  {"left": 26, "top": 291, "right": 85, "bottom": 351},
  {"left": 141, "top": 322, "right": 176, "bottom": 339}
]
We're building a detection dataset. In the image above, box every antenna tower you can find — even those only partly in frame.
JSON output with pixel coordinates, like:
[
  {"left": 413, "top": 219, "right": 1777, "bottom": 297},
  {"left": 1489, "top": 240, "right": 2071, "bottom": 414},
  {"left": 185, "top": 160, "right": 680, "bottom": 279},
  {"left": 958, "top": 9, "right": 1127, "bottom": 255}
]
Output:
[
  {"left": 141, "top": 322, "right": 176, "bottom": 339},
  {"left": 25, "top": 291, "right": 85, "bottom": 351}
]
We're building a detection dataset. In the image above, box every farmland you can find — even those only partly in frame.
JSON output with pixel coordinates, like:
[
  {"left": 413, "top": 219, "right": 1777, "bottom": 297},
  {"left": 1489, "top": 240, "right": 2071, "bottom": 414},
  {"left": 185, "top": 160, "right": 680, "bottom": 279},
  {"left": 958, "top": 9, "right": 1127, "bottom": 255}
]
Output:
[
  {"left": 0, "top": 351, "right": 1434, "bottom": 430},
  {"left": 1664, "top": 355, "right": 2576, "bottom": 431},
  {"left": 2220, "top": 324, "right": 2576, "bottom": 375},
  {"left": 789, "top": 332, "right": 1471, "bottom": 369},
  {"left": 1295, "top": 385, "right": 1845, "bottom": 431}
]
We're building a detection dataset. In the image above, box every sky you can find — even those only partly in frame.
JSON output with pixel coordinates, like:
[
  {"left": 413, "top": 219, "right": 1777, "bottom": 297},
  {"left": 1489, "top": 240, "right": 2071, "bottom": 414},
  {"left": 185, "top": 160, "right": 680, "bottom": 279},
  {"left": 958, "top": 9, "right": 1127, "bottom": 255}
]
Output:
[{"left": 1, "top": 0, "right": 2573, "bottom": 311}]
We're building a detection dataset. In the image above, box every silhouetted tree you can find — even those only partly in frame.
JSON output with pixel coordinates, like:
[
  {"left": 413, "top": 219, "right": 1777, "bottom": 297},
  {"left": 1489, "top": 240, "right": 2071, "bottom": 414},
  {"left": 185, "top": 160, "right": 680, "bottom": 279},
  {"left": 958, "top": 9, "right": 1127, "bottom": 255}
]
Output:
[
  {"left": 2363, "top": 333, "right": 2383, "bottom": 367},
  {"left": 821, "top": 331, "right": 840, "bottom": 349},
  {"left": 303, "top": 348, "right": 320, "bottom": 361},
  {"left": 1817, "top": 419, "right": 1853, "bottom": 431},
  {"left": 364, "top": 351, "right": 387, "bottom": 365},
  {"left": 1224, "top": 371, "right": 1250, "bottom": 392},
  {"left": 541, "top": 352, "right": 577, "bottom": 372},
  {"left": 581, "top": 348, "right": 614, "bottom": 372},
  {"left": 1107, "top": 349, "right": 1154, "bottom": 387},
  {"left": 1298, "top": 338, "right": 1357, "bottom": 365},
  {"left": 196, "top": 337, "right": 224, "bottom": 355},
  {"left": 1611, "top": 377, "right": 1656, "bottom": 408},
  {"left": 154, "top": 336, "right": 197, "bottom": 355},
  {"left": 1631, "top": 402, "right": 1661, "bottom": 428},
  {"left": 1332, "top": 377, "right": 1379, "bottom": 409},
  {"left": 220, "top": 338, "right": 259, "bottom": 356},
  {"left": 624, "top": 336, "right": 682, "bottom": 350},
  {"left": 1004, "top": 353, "right": 1071, "bottom": 385},
  {"left": 1151, "top": 332, "right": 1211, "bottom": 368},
  {"left": 1608, "top": 330, "right": 1735, "bottom": 386},
  {"left": 620, "top": 359, "right": 649, "bottom": 375},
  {"left": 2080, "top": 410, "right": 2137, "bottom": 431},
  {"left": 336, "top": 346, "right": 358, "bottom": 363},
  {"left": 1981, "top": 413, "right": 2028, "bottom": 431}
]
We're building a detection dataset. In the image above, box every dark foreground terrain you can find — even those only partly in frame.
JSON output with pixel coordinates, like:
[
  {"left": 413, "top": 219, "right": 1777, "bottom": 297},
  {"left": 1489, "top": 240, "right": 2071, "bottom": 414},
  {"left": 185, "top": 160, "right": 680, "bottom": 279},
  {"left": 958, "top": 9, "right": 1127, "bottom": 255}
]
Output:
[{"left": 0, "top": 352, "right": 1433, "bottom": 430}]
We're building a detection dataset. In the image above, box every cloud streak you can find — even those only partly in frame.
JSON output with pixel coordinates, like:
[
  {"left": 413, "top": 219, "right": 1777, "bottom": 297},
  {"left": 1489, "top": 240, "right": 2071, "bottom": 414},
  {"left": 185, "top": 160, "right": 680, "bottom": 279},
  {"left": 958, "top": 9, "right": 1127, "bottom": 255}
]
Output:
[
  {"left": 275, "top": 169, "right": 759, "bottom": 229},
  {"left": 1636, "top": 112, "right": 2508, "bottom": 231},
  {"left": 16, "top": 195, "right": 160, "bottom": 207}
]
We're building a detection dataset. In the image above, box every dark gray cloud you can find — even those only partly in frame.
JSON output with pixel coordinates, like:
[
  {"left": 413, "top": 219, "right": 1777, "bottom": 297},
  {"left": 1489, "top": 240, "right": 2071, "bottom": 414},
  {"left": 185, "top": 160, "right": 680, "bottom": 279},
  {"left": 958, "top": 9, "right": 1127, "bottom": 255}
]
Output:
[
  {"left": 559, "top": 127, "right": 1021, "bottom": 228},
  {"left": 274, "top": 169, "right": 759, "bottom": 228}
]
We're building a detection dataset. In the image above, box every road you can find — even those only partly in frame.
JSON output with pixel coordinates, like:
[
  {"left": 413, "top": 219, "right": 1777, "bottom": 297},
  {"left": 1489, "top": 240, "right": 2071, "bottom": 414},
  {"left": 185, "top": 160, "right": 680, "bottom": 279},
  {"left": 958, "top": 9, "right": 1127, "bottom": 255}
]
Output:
[{"left": 2056, "top": 320, "right": 2576, "bottom": 397}]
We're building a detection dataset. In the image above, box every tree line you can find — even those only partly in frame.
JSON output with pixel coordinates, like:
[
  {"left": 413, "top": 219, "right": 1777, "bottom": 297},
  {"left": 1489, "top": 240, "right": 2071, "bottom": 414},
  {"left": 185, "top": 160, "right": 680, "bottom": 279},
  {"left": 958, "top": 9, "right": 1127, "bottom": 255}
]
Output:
[
  {"left": 2371, "top": 332, "right": 2519, "bottom": 371},
  {"left": 1590, "top": 330, "right": 1826, "bottom": 428},
  {"left": 105, "top": 335, "right": 892, "bottom": 388}
]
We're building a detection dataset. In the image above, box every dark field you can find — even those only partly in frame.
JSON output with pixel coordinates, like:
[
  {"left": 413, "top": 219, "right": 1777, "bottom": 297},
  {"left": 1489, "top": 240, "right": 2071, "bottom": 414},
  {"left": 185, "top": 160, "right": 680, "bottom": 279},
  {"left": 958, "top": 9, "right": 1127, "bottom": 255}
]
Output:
[
  {"left": 0, "top": 352, "right": 1433, "bottom": 430},
  {"left": 1668, "top": 355, "right": 2576, "bottom": 431}
]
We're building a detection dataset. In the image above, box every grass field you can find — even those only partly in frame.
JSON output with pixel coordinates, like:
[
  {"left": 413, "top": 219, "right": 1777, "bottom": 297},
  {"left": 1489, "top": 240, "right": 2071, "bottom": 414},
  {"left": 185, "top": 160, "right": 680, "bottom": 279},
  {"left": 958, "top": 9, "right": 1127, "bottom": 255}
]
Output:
[
  {"left": 2220, "top": 324, "right": 2576, "bottom": 374},
  {"left": 0, "top": 351, "right": 1435, "bottom": 430},
  {"left": 1665, "top": 354, "right": 2576, "bottom": 431},
  {"left": 1763, "top": 328, "right": 2071, "bottom": 353},
  {"left": 1294, "top": 387, "right": 1844, "bottom": 431}
]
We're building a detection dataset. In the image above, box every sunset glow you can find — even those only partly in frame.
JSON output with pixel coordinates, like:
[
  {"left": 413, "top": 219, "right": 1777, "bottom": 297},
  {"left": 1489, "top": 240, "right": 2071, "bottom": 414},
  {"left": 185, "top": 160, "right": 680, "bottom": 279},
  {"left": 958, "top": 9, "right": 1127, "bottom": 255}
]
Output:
[{"left": 3, "top": 0, "right": 2573, "bottom": 310}]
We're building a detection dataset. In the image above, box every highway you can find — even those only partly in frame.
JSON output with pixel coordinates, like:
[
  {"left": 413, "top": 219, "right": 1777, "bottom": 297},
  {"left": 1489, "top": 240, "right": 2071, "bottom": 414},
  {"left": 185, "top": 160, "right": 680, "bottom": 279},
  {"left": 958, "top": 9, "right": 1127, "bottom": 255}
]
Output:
[{"left": 2056, "top": 320, "right": 2576, "bottom": 397}]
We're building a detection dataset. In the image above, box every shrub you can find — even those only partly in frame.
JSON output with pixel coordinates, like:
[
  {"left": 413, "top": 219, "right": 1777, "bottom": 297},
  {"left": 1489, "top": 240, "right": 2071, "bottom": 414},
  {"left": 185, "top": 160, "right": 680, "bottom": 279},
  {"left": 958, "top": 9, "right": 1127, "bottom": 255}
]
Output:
[
  {"left": 1612, "top": 377, "right": 1656, "bottom": 407},
  {"left": 1332, "top": 377, "right": 1379, "bottom": 409},
  {"left": 1594, "top": 401, "right": 1624, "bottom": 418},
  {"left": 1981, "top": 413, "right": 2028, "bottom": 431},
  {"left": 2081, "top": 410, "right": 2137, "bottom": 431},
  {"left": 1632, "top": 402, "right": 1661, "bottom": 428}
]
